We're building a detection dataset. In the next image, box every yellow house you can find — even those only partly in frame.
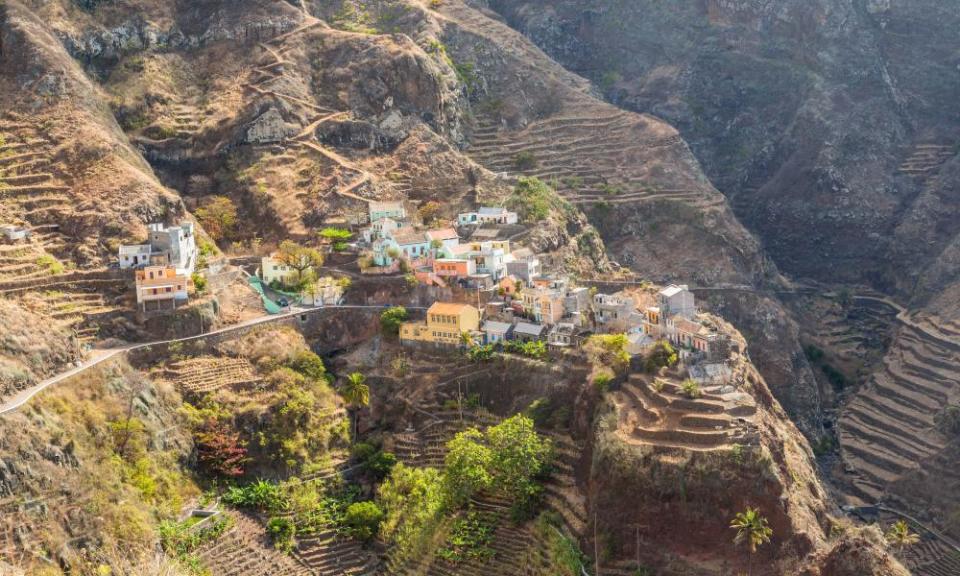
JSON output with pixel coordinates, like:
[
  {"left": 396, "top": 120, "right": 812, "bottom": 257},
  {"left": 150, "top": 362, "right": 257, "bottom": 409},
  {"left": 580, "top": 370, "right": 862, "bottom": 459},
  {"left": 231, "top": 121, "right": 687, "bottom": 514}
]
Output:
[{"left": 400, "top": 302, "right": 481, "bottom": 346}]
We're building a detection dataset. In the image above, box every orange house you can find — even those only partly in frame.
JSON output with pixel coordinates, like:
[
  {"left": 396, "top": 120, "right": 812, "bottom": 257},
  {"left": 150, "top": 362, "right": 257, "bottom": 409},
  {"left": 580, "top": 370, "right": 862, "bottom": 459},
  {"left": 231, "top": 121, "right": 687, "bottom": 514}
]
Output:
[{"left": 433, "top": 258, "right": 476, "bottom": 278}]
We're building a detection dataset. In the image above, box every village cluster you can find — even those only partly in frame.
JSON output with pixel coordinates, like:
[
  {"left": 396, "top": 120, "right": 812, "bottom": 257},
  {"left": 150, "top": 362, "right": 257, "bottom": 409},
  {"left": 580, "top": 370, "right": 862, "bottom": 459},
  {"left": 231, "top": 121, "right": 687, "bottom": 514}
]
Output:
[
  {"left": 353, "top": 199, "right": 730, "bottom": 365},
  {"left": 110, "top": 199, "right": 731, "bottom": 370}
]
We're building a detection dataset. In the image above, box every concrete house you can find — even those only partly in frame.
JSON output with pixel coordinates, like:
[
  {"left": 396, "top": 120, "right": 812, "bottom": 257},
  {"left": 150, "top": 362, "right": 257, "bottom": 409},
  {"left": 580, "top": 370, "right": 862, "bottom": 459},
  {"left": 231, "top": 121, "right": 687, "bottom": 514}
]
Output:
[
  {"left": 433, "top": 258, "right": 476, "bottom": 278},
  {"left": 513, "top": 322, "right": 546, "bottom": 342},
  {"left": 147, "top": 221, "right": 197, "bottom": 275},
  {"left": 426, "top": 228, "right": 460, "bottom": 252},
  {"left": 482, "top": 320, "right": 513, "bottom": 344},
  {"left": 401, "top": 302, "right": 481, "bottom": 347},
  {"left": 118, "top": 244, "right": 152, "bottom": 269},
  {"left": 658, "top": 284, "right": 696, "bottom": 319},
  {"left": 362, "top": 217, "right": 403, "bottom": 243},
  {"left": 0, "top": 225, "right": 30, "bottom": 242},
  {"left": 369, "top": 200, "right": 406, "bottom": 223},
  {"left": 135, "top": 265, "right": 189, "bottom": 311},
  {"left": 458, "top": 207, "right": 519, "bottom": 226},
  {"left": 505, "top": 248, "right": 541, "bottom": 282},
  {"left": 261, "top": 253, "right": 305, "bottom": 287}
]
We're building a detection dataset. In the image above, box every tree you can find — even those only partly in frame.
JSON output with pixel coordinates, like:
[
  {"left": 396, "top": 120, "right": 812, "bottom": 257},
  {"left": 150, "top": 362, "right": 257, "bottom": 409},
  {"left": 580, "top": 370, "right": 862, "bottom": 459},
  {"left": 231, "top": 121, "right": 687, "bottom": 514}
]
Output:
[
  {"left": 344, "top": 501, "right": 385, "bottom": 542},
  {"left": 380, "top": 306, "right": 409, "bottom": 336},
  {"left": 730, "top": 507, "right": 773, "bottom": 576},
  {"left": 289, "top": 350, "right": 327, "bottom": 382},
  {"left": 193, "top": 418, "right": 249, "bottom": 478},
  {"left": 585, "top": 333, "right": 630, "bottom": 375},
  {"left": 341, "top": 371, "right": 370, "bottom": 439},
  {"left": 276, "top": 240, "right": 324, "bottom": 285},
  {"left": 486, "top": 415, "right": 553, "bottom": 519},
  {"left": 459, "top": 331, "right": 475, "bottom": 349},
  {"left": 885, "top": 520, "right": 920, "bottom": 552},
  {"left": 418, "top": 201, "right": 441, "bottom": 224},
  {"left": 443, "top": 428, "right": 493, "bottom": 506},
  {"left": 644, "top": 340, "right": 678, "bottom": 373},
  {"left": 195, "top": 196, "right": 238, "bottom": 241},
  {"left": 319, "top": 227, "right": 352, "bottom": 243}
]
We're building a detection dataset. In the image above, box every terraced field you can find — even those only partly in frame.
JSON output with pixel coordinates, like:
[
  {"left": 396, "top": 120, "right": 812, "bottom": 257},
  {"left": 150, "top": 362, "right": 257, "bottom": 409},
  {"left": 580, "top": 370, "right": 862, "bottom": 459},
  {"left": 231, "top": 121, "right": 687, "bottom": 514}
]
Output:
[
  {"left": 196, "top": 512, "right": 313, "bottom": 576},
  {"left": 169, "top": 356, "right": 262, "bottom": 395},
  {"left": 468, "top": 112, "right": 724, "bottom": 210},
  {"left": 612, "top": 374, "right": 760, "bottom": 452},
  {"left": 387, "top": 402, "right": 587, "bottom": 575},
  {"left": 837, "top": 321, "right": 958, "bottom": 506}
]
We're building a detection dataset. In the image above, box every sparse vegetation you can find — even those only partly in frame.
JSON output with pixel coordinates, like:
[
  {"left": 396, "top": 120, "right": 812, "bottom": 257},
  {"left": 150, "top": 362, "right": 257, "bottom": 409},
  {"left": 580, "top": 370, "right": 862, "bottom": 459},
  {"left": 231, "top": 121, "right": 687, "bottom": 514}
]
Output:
[
  {"left": 885, "top": 519, "right": 920, "bottom": 552},
  {"left": 681, "top": 379, "right": 702, "bottom": 399},
  {"left": 644, "top": 340, "right": 678, "bottom": 372},
  {"left": 195, "top": 196, "right": 238, "bottom": 241},
  {"left": 506, "top": 177, "right": 570, "bottom": 222},
  {"left": 437, "top": 510, "right": 496, "bottom": 563},
  {"left": 513, "top": 150, "right": 538, "bottom": 170},
  {"left": 380, "top": 306, "right": 409, "bottom": 335},
  {"left": 730, "top": 507, "right": 773, "bottom": 576}
]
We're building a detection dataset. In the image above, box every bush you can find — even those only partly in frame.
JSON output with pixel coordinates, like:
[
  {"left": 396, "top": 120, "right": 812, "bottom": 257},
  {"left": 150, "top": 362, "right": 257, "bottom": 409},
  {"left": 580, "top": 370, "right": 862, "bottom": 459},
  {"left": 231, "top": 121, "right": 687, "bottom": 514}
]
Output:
[
  {"left": 380, "top": 306, "right": 409, "bottom": 335},
  {"left": 466, "top": 344, "right": 495, "bottom": 363},
  {"left": 343, "top": 501, "right": 385, "bottom": 542},
  {"left": 644, "top": 340, "right": 678, "bottom": 372},
  {"left": 319, "top": 227, "right": 352, "bottom": 243},
  {"left": 191, "top": 273, "right": 207, "bottom": 294},
  {"left": 513, "top": 151, "right": 538, "bottom": 170},
  {"left": 437, "top": 510, "right": 496, "bottom": 563},
  {"left": 266, "top": 517, "right": 296, "bottom": 551},
  {"left": 288, "top": 350, "right": 327, "bottom": 381},
  {"left": 223, "top": 480, "right": 287, "bottom": 512},
  {"left": 593, "top": 371, "right": 613, "bottom": 392},
  {"left": 506, "top": 177, "right": 566, "bottom": 222},
  {"left": 681, "top": 379, "right": 701, "bottom": 399}
]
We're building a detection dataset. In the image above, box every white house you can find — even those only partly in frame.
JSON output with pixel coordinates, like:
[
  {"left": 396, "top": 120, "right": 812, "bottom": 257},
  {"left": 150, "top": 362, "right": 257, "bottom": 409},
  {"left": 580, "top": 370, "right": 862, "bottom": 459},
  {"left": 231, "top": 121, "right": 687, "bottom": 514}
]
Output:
[
  {"left": 505, "top": 249, "right": 541, "bottom": 282},
  {"left": 482, "top": 320, "right": 513, "bottom": 344},
  {"left": 147, "top": 221, "right": 198, "bottom": 275},
  {"left": 261, "top": 253, "right": 302, "bottom": 287},
  {"left": 458, "top": 207, "right": 519, "bottom": 226},
  {"left": 369, "top": 200, "right": 406, "bottom": 223},
  {"left": 362, "top": 217, "right": 403, "bottom": 244},
  {"left": 0, "top": 225, "right": 30, "bottom": 242},
  {"left": 425, "top": 228, "right": 460, "bottom": 252},
  {"left": 658, "top": 284, "right": 696, "bottom": 319},
  {"left": 118, "top": 244, "right": 153, "bottom": 269}
]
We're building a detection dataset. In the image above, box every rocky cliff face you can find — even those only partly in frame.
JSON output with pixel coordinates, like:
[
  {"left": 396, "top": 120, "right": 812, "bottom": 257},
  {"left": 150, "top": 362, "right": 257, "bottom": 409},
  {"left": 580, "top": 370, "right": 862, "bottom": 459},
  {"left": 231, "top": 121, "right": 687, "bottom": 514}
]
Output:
[{"left": 487, "top": 0, "right": 960, "bottom": 302}]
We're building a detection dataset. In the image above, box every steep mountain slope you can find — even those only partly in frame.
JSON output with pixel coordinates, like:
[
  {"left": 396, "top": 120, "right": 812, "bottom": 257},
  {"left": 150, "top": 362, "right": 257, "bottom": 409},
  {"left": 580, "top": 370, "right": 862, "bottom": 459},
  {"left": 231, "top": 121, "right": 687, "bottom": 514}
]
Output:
[
  {"left": 488, "top": 0, "right": 960, "bottom": 298},
  {"left": 483, "top": 0, "right": 960, "bottom": 557}
]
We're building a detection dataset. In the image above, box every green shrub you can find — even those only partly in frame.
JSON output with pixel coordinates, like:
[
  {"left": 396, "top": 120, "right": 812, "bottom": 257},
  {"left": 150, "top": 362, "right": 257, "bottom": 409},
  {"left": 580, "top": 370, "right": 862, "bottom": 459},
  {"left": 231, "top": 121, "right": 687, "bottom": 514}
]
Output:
[
  {"left": 191, "top": 273, "right": 207, "bottom": 294},
  {"left": 380, "top": 306, "right": 409, "bottom": 335},
  {"left": 266, "top": 517, "right": 296, "bottom": 551},
  {"left": 593, "top": 372, "right": 613, "bottom": 392},
  {"left": 223, "top": 480, "right": 287, "bottom": 512},
  {"left": 681, "top": 379, "right": 701, "bottom": 399},
  {"left": 466, "top": 344, "right": 495, "bottom": 363},
  {"left": 343, "top": 501, "right": 385, "bottom": 542},
  {"left": 644, "top": 340, "right": 678, "bottom": 372},
  {"left": 513, "top": 151, "right": 538, "bottom": 171},
  {"left": 506, "top": 177, "right": 569, "bottom": 222},
  {"left": 437, "top": 510, "right": 496, "bottom": 563},
  {"left": 288, "top": 350, "right": 327, "bottom": 381}
]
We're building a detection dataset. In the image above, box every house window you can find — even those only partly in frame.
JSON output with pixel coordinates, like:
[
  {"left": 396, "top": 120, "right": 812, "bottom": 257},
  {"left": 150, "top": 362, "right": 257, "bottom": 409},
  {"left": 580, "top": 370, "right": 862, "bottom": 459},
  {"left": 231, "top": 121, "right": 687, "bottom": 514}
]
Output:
[{"left": 166, "top": 287, "right": 172, "bottom": 293}]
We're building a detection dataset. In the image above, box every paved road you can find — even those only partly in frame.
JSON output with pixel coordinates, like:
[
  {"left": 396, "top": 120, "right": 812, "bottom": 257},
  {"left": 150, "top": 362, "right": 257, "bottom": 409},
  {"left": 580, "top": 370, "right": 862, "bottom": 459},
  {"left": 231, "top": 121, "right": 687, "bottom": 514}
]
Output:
[{"left": 0, "top": 305, "right": 423, "bottom": 417}]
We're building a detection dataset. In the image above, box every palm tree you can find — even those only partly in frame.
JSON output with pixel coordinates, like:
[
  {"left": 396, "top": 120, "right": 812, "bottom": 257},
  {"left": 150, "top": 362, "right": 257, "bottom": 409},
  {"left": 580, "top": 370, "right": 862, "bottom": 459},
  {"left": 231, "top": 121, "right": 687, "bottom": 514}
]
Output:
[
  {"left": 460, "top": 331, "right": 475, "bottom": 349},
  {"left": 340, "top": 371, "right": 369, "bottom": 440},
  {"left": 885, "top": 520, "right": 920, "bottom": 553},
  {"left": 730, "top": 507, "right": 773, "bottom": 576}
]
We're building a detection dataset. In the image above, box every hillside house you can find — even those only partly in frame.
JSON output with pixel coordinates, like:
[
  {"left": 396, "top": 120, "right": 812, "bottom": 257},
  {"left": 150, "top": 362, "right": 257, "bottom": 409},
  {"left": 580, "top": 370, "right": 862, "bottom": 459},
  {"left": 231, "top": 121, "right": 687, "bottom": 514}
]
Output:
[
  {"left": 135, "top": 265, "right": 189, "bottom": 311},
  {"left": 482, "top": 320, "right": 513, "bottom": 344},
  {"left": 513, "top": 322, "right": 546, "bottom": 342},
  {"left": 505, "top": 248, "right": 541, "bottom": 282},
  {"left": 458, "top": 206, "right": 518, "bottom": 226},
  {"left": 521, "top": 286, "right": 566, "bottom": 325},
  {"left": 301, "top": 277, "right": 345, "bottom": 306},
  {"left": 426, "top": 228, "right": 460, "bottom": 252},
  {"left": 547, "top": 323, "right": 581, "bottom": 348},
  {"left": 148, "top": 222, "right": 197, "bottom": 275},
  {"left": 400, "top": 302, "right": 481, "bottom": 347},
  {"left": 433, "top": 258, "right": 476, "bottom": 278},
  {"left": 498, "top": 275, "right": 521, "bottom": 296},
  {"left": 593, "top": 292, "right": 638, "bottom": 330},
  {"left": 0, "top": 225, "right": 30, "bottom": 242},
  {"left": 658, "top": 284, "right": 696, "bottom": 319},
  {"left": 369, "top": 200, "right": 406, "bottom": 222},
  {"left": 118, "top": 244, "right": 152, "bottom": 269},
  {"left": 260, "top": 253, "right": 310, "bottom": 287},
  {"left": 362, "top": 217, "right": 403, "bottom": 243}
]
